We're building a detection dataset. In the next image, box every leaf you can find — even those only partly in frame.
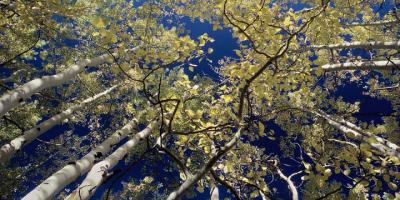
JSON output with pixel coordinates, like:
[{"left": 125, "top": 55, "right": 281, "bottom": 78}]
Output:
[
  {"left": 221, "top": 95, "right": 233, "bottom": 103},
  {"left": 283, "top": 16, "right": 291, "bottom": 26},
  {"left": 186, "top": 110, "right": 196, "bottom": 117},
  {"left": 199, "top": 38, "right": 206, "bottom": 46},
  {"left": 323, "top": 169, "right": 332, "bottom": 177},
  {"left": 92, "top": 17, "right": 106, "bottom": 28},
  {"left": 301, "top": 176, "right": 309, "bottom": 181},
  {"left": 258, "top": 122, "right": 266, "bottom": 137},
  {"left": 204, "top": 146, "right": 210, "bottom": 154},
  {"left": 388, "top": 182, "right": 398, "bottom": 191},
  {"left": 207, "top": 48, "right": 214, "bottom": 54},
  {"left": 196, "top": 185, "right": 204, "bottom": 193},
  {"left": 179, "top": 172, "right": 186, "bottom": 180},
  {"left": 234, "top": 49, "right": 241, "bottom": 57},
  {"left": 143, "top": 176, "right": 154, "bottom": 183},
  {"left": 126, "top": 104, "right": 134, "bottom": 113},
  {"left": 383, "top": 174, "right": 390, "bottom": 182},
  {"left": 303, "top": 162, "right": 312, "bottom": 170}
]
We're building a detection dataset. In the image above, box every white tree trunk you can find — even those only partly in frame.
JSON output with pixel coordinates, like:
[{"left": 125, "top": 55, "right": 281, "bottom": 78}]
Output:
[
  {"left": 0, "top": 85, "right": 119, "bottom": 164},
  {"left": 22, "top": 117, "right": 140, "bottom": 200},
  {"left": 210, "top": 180, "right": 220, "bottom": 200},
  {"left": 167, "top": 128, "right": 242, "bottom": 200},
  {"left": 276, "top": 168, "right": 298, "bottom": 200},
  {"left": 321, "top": 59, "right": 400, "bottom": 71},
  {"left": 310, "top": 41, "right": 400, "bottom": 50},
  {"left": 65, "top": 120, "right": 158, "bottom": 200},
  {"left": 0, "top": 47, "right": 138, "bottom": 118},
  {"left": 347, "top": 20, "right": 399, "bottom": 27},
  {"left": 259, "top": 191, "right": 268, "bottom": 200},
  {"left": 313, "top": 110, "right": 400, "bottom": 159}
]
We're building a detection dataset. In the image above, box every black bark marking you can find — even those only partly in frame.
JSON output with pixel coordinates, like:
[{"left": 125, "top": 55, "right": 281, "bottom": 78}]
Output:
[{"left": 94, "top": 152, "right": 103, "bottom": 158}]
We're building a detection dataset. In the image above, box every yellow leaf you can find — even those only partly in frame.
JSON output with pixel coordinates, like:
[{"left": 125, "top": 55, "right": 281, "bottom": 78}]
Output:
[
  {"left": 179, "top": 172, "right": 186, "bottom": 180},
  {"left": 283, "top": 16, "right": 291, "bottom": 26},
  {"left": 234, "top": 49, "right": 241, "bottom": 57},
  {"left": 258, "top": 122, "right": 265, "bottom": 137},
  {"left": 204, "top": 146, "right": 210, "bottom": 154},
  {"left": 323, "top": 169, "right": 332, "bottom": 177},
  {"left": 388, "top": 182, "right": 398, "bottom": 191},
  {"left": 196, "top": 185, "right": 204, "bottom": 193},
  {"left": 92, "top": 17, "right": 106, "bottom": 28},
  {"left": 199, "top": 38, "right": 206, "bottom": 46},
  {"left": 303, "top": 161, "right": 312, "bottom": 170},
  {"left": 126, "top": 104, "right": 134, "bottom": 113},
  {"left": 221, "top": 95, "right": 233, "bottom": 103},
  {"left": 143, "top": 176, "right": 154, "bottom": 183},
  {"left": 185, "top": 110, "right": 194, "bottom": 118},
  {"left": 207, "top": 48, "right": 213, "bottom": 54}
]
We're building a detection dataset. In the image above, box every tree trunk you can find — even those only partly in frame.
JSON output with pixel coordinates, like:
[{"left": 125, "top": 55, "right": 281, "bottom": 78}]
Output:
[
  {"left": 320, "top": 59, "right": 400, "bottom": 71},
  {"left": 210, "top": 169, "right": 240, "bottom": 200},
  {"left": 210, "top": 180, "right": 220, "bottom": 200},
  {"left": 276, "top": 168, "right": 298, "bottom": 200},
  {"left": 313, "top": 109, "right": 400, "bottom": 160},
  {"left": 259, "top": 191, "right": 268, "bottom": 200},
  {"left": 167, "top": 128, "right": 242, "bottom": 200},
  {"left": 310, "top": 41, "right": 400, "bottom": 50},
  {"left": 22, "top": 117, "right": 140, "bottom": 200},
  {"left": 65, "top": 120, "right": 158, "bottom": 200},
  {"left": 0, "top": 47, "right": 138, "bottom": 118},
  {"left": 0, "top": 85, "right": 119, "bottom": 164},
  {"left": 347, "top": 20, "right": 399, "bottom": 27}
]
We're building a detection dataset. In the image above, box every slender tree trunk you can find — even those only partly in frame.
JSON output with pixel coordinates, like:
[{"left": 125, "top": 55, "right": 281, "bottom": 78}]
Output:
[
  {"left": 0, "top": 85, "right": 119, "bottom": 164},
  {"left": 65, "top": 120, "right": 158, "bottom": 200},
  {"left": 320, "top": 59, "right": 400, "bottom": 71},
  {"left": 347, "top": 20, "right": 399, "bottom": 27},
  {"left": 209, "top": 145, "right": 220, "bottom": 200},
  {"left": 22, "top": 118, "right": 140, "bottom": 200},
  {"left": 210, "top": 180, "right": 220, "bottom": 200},
  {"left": 310, "top": 41, "right": 400, "bottom": 50},
  {"left": 312, "top": 109, "right": 400, "bottom": 159},
  {"left": 0, "top": 47, "right": 138, "bottom": 118},
  {"left": 276, "top": 168, "right": 298, "bottom": 200},
  {"left": 210, "top": 169, "right": 241, "bottom": 200},
  {"left": 167, "top": 128, "right": 242, "bottom": 200},
  {"left": 259, "top": 191, "right": 268, "bottom": 200}
]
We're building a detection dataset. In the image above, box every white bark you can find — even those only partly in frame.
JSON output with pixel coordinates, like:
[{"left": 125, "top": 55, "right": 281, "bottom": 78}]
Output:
[
  {"left": 210, "top": 169, "right": 240, "bottom": 200},
  {"left": 22, "top": 117, "right": 139, "bottom": 200},
  {"left": 347, "top": 20, "right": 399, "bottom": 27},
  {"left": 321, "top": 59, "right": 400, "bottom": 71},
  {"left": 0, "top": 85, "right": 118, "bottom": 164},
  {"left": 276, "top": 168, "right": 299, "bottom": 200},
  {"left": 65, "top": 120, "right": 158, "bottom": 200},
  {"left": 0, "top": 47, "right": 138, "bottom": 118},
  {"left": 167, "top": 128, "right": 242, "bottom": 200},
  {"left": 310, "top": 41, "right": 400, "bottom": 50},
  {"left": 313, "top": 110, "right": 400, "bottom": 159},
  {"left": 259, "top": 191, "right": 268, "bottom": 200},
  {"left": 210, "top": 180, "right": 220, "bottom": 200}
]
